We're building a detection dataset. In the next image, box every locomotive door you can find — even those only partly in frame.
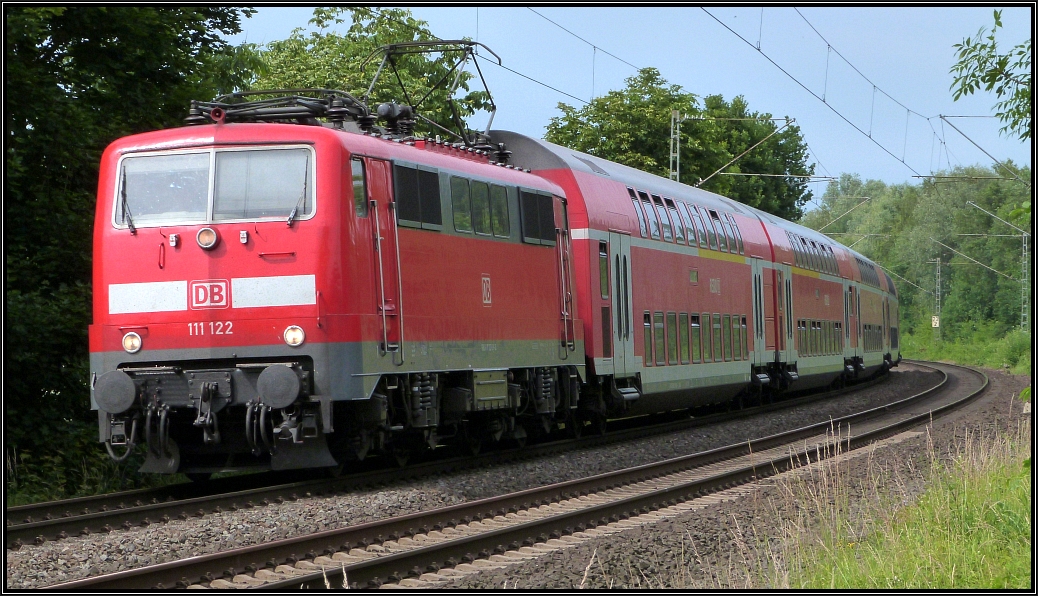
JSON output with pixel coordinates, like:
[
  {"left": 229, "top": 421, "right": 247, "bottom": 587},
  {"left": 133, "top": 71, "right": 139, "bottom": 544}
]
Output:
[
  {"left": 554, "top": 196, "right": 576, "bottom": 357},
  {"left": 366, "top": 157, "right": 404, "bottom": 364},
  {"left": 608, "top": 231, "right": 635, "bottom": 377}
]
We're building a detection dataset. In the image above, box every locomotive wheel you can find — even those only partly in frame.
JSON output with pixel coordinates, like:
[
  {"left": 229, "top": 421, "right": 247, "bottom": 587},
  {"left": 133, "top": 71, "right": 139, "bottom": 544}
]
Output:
[
  {"left": 186, "top": 473, "right": 212, "bottom": 483},
  {"left": 590, "top": 413, "right": 607, "bottom": 436}
]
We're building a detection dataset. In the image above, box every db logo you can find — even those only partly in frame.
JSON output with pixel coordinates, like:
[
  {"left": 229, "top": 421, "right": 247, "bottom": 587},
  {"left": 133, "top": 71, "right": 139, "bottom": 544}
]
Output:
[
  {"left": 190, "top": 279, "right": 229, "bottom": 309},
  {"left": 481, "top": 275, "right": 492, "bottom": 306}
]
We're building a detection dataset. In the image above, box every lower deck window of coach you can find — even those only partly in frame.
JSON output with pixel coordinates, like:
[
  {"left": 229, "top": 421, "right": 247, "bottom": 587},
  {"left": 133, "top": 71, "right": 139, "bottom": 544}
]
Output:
[
  {"left": 712, "top": 314, "right": 723, "bottom": 363},
  {"left": 741, "top": 316, "right": 749, "bottom": 359},
  {"left": 731, "top": 315, "right": 741, "bottom": 361},
  {"left": 667, "top": 312, "right": 678, "bottom": 365},
  {"left": 690, "top": 315, "right": 702, "bottom": 363},
  {"left": 678, "top": 313, "right": 690, "bottom": 364},
  {"left": 654, "top": 312, "right": 666, "bottom": 365}
]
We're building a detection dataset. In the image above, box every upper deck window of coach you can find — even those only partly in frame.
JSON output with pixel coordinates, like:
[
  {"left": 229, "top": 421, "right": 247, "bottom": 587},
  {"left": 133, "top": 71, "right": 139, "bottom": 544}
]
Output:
[
  {"left": 651, "top": 194, "right": 673, "bottom": 242},
  {"left": 664, "top": 198, "right": 685, "bottom": 244},
  {"left": 697, "top": 206, "right": 718, "bottom": 251},
  {"left": 719, "top": 217, "right": 737, "bottom": 255},
  {"left": 690, "top": 207, "right": 709, "bottom": 249},
  {"left": 677, "top": 202, "right": 698, "bottom": 246},
  {"left": 708, "top": 210, "right": 728, "bottom": 252},
  {"left": 726, "top": 214, "right": 744, "bottom": 254},
  {"left": 637, "top": 191, "right": 661, "bottom": 239},
  {"left": 627, "top": 187, "right": 648, "bottom": 237}
]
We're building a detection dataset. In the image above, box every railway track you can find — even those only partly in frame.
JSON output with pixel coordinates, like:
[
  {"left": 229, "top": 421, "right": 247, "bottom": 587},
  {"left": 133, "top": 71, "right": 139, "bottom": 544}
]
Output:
[
  {"left": 6, "top": 369, "right": 893, "bottom": 550},
  {"left": 43, "top": 361, "right": 986, "bottom": 590}
]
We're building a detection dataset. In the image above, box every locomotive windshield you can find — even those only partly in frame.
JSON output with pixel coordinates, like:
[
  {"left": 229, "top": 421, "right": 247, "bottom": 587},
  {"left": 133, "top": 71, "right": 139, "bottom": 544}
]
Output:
[{"left": 115, "top": 147, "right": 313, "bottom": 227}]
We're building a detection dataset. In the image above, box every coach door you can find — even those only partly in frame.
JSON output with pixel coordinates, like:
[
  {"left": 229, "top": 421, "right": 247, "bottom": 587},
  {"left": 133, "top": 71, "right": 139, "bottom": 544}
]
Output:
[
  {"left": 777, "top": 264, "right": 795, "bottom": 363},
  {"left": 750, "top": 258, "right": 768, "bottom": 366},
  {"left": 608, "top": 231, "right": 635, "bottom": 377},
  {"left": 366, "top": 157, "right": 404, "bottom": 364}
]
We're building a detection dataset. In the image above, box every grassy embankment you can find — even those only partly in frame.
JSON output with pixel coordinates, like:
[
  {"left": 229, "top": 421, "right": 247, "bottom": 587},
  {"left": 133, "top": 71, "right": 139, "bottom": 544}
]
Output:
[{"left": 780, "top": 393, "right": 1031, "bottom": 589}]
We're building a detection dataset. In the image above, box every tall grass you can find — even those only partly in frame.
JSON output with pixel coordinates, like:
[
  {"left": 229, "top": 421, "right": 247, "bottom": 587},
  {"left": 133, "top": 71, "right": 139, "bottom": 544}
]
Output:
[{"left": 782, "top": 414, "right": 1032, "bottom": 589}]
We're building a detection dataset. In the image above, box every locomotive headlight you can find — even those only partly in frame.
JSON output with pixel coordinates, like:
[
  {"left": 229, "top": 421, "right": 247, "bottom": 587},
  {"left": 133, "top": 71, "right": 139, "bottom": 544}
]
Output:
[
  {"left": 196, "top": 227, "right": 219, "bottom": 250},
  {"left": 283, "top": 325, "right": 305, "bottom": 347},
  {"left": 122, "top": 332, "right": 142, "bottom": 354}
]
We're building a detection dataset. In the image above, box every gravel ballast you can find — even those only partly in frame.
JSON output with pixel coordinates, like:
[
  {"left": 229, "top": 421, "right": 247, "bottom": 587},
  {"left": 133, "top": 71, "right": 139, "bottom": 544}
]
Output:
[{"left": 6, "top": 366, "right": 974, "bottom": 589}]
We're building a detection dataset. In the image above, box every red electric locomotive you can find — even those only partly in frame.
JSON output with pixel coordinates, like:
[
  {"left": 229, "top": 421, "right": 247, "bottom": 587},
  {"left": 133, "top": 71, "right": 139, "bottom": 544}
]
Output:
[{"left": 90, "top": 85, "right": 898, "bottom": 476}]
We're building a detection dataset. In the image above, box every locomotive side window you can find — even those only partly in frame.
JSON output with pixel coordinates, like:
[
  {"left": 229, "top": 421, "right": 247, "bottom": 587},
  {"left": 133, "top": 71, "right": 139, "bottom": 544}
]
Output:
[
  {"left": 519, "top": 190, "right": 556, "bottom": 245},
  {"left": 628, "top": 187, "right": 648, "bottom": 237},
  {"left": 351, "top": 158, "right": 367, "bottom": 217},
  {"left": 490, "top": 184, "right": 509, "bottom": 237},
  {"left": 471, "top": 181, "right": 491, "bottom": 235},
  {"left": 679, "top": 313, "right": 690, "bottom": 364},
  {"left": 394, "top": 164, "right": 421, "bottom": 224},
  {"left": 652, "top": 195, "right": 674, "bottom": 242},
  {"left": 118, "top": 152, "right": 210, "bottom": 226},
  {"left": 690, "top": 314, "right": 702, "bottom": 363},
  {"left": 665, "top": 198, "right": 685, "bottom": 244},
  {"left": 678, "top": 202, "right": 698, "bottom": 246},
  {"left": 666, "top": 312, "right": 678, "bottom": 365},
  {"left": 394, "top": 164, "right": 441, "bottom": 229},
  {"left": 451, "top": 176, "right": 472, "bottom": 232},
  {"left": 643, "top": 312, "right": 653, "bottom": 366},
  {"left": 418, "top": 169, "right": 442, "bottom": 228},
  {"left": 637, "top": 191, "right": 661, "bottom": 239}
]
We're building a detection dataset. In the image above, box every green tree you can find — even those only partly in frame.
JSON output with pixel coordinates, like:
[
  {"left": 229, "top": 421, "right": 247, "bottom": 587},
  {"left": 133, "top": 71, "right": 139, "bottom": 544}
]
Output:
[
  {"left": 254, "top": 8, "right": 490, "bottom": 140},
  {"left": 5, "top": 6, "right": 253, "bottom": 499},
  {"left": 544, "top": 68, "right": 813, "bottom": 220},
  {"left": 950, "top": 10, "right": 1033, "bottom": 141}
]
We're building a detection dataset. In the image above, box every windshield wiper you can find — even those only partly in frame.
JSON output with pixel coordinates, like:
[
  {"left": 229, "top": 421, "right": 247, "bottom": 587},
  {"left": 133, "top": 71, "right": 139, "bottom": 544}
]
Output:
[
  {"left": 121, "top": 168, "right": 137, "bottom": 235},
  {"left": 286, "top": 155, "right": 310, "bottom": 228}
]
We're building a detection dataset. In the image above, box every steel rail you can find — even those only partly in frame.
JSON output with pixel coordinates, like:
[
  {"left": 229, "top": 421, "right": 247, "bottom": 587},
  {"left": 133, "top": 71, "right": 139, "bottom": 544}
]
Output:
[
  {"left": 44, "top": 362, "right": 983, "bottom": 591},
  {"left": 8, "top": 369, "right": 893, "bottom": 549}
]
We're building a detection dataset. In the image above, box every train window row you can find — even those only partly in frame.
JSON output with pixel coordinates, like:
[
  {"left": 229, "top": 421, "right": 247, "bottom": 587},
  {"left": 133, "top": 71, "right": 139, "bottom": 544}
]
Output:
[
  {"left": 787, "top": 231, "right": 839, "bottom": 276},
  {"left": 388, "top": 162, "right": 556, "bottom": 245},
  {"left": 797, "top": 319, "right": 843, "bottom": 357},
  {"left": 855, "top": 257, "right": 881, "bottom": 288},
  {"left": 451, "top": 177, "right": 510, "bottom": 238},
  {"left": 627, "top": 187, "right": 744, "bottom": 255},
  {"left": 863, "top": 324, "right": 884, "bottom": 352},
  {"left": 643, "top": 311, "right": 748, "bottom": 366}
]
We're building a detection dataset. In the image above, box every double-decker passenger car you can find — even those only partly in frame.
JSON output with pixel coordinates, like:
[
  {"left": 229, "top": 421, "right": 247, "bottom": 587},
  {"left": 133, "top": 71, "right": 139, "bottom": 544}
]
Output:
[{"left": 90, "top": 91, "right": 898, "bottom": 475}]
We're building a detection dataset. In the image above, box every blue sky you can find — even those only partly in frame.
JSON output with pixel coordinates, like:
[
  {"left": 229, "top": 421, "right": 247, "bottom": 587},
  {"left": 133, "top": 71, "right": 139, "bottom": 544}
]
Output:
[{"left": 228, "top": 7, "right": 1032, "bottom": 204}]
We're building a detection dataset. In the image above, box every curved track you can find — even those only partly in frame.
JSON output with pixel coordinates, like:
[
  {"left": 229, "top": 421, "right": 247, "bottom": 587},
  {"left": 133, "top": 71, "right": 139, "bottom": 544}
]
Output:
[
  {"left": 43, "top": 361, "right": 986, "bottom": 590},
  {"left": 6, "top": 370, "right": 892, "bottom": 550}
]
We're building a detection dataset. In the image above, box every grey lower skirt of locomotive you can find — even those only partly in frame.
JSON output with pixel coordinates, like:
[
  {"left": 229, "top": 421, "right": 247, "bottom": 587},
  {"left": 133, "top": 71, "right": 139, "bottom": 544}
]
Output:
[{"left": 93, "top": 359, "right": 582, "bottom": 475}]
